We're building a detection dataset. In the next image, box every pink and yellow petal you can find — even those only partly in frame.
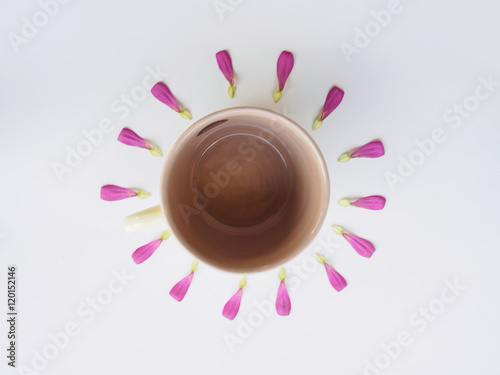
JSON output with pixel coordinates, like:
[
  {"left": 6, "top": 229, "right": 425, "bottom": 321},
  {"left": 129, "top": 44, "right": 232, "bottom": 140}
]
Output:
[
  {"left": 350, "top": 196, "right": 386, "bottom": 210},
  {"left": 118, "top": 128, "right": 150, "bottom": 149},
  {"left": 100, "top": 185, "right": 138, "bottom": 201},
  {"left": 274, "top": 51, "right": 294, "bottom": 102},
  {"left": 151, "top": 82, "right": 191, "bottom": 120},
  {"left": 331, "top": 225, "right": 375, "bottom": 258},
  {"left": 132, "top": 238, "right": 163, "bottom": 264},
  {"left": 315, "top": 253, "right": 347, "bottom": 292},
  {"left": 338, "top": 196, "right": 386, "bottom": 210},
  {"left": 222, "top": 276, "right": 247, "bottom": 320},
  {"left": 169, "top": 260, "right": 198, "bottom": 302},
  {"left": 350, "top": 141, "right": 385, "bottom": 160},
  {"left": 320, "top": 87, "right": 344, "bottom": 120},
  {"left": 216, "top": 50, "right": 236, "bottom": 98},
  {"left": 222, "top": 288, "right": 243, "bottom": 320},
  {"left": 313, "top": 86, "right": 344, "bottom": 130},
  {"left": 276, "top": 281, "right": 291, "bottom": 316},
  {"left": 324, "top": 263, "right": 347, "bottom": 292},
  {"left": 132, "top": 230, "right": 171, "bottom": 264},
  {"left": 169, "top": 272, "right": 194, "bottom": 302}
]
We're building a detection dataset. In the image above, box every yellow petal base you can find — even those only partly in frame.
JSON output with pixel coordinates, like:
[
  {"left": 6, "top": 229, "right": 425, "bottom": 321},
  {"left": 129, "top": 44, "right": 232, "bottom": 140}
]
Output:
[
  {"left": 312, "top": 119, "right": 323, "bottom": 131},
  {"left": 337, "top": 153, "right": 351, "bottom": 163},
  {"left": 228, "top": 85, "right": 235, "bottom": 98},
  {"left": 191, "top": 260, "right": 198, "bottom": 272},
  {"left": 150, "top": 147, "right": 163, "bottom": 157},
  {"left": 239, "top": 275, "right": 247, "bottom": 289},
  {"left": 331, "top": 225, "right": 344, "bottom": 235},
  {"left": 137, "top": 190, "right": 151, "bottom": 199},
  {"left": 315, "top": 253, "right": 326, "bottom": 264},
  {"left": 273, "top": 90, "right": 282, "bottom": 103},
  {"left": 179, "top": 110, "right": 192, "bottom": 120},
  {"left": 338, "top": 198, "right": 351, "bottom": 207},
  {"left": 278, "top": 267, "right": 287, "bottom": 281},
  {"left": 161, "top": 230, "right": 171, "bottom": 241}
]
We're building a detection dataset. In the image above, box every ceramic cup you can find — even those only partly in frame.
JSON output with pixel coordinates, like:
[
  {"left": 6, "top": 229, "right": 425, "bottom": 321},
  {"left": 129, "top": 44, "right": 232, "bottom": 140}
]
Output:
[{"left": 124, "top": 107, "right": 329, "bottom": 273}]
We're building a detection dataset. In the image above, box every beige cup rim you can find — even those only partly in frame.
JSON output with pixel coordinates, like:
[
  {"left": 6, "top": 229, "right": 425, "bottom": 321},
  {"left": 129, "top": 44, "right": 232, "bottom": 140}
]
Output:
[{"left": 159, "top": 106, "right": 330, "bottom": 273}]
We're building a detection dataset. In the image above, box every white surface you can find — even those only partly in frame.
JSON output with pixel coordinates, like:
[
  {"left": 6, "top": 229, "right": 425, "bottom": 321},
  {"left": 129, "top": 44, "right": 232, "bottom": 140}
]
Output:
[{"left": 1, "top": 0, "right": 500, "bottom": 374}]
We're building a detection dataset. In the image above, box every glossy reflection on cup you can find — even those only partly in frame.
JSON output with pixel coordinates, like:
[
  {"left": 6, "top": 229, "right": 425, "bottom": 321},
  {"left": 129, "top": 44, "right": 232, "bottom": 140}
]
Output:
[{"left": 161, "top": 107, "right": 329, "bottom": 273}]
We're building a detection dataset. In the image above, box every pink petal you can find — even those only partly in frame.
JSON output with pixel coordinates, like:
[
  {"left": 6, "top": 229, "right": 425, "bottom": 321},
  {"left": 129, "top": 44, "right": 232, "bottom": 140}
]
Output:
[
  {"left": 320, "top": 87, "right": 344, "bottom": 120},
  {"left": 351, "top": 196, "right": 386, "bottom": 210},
  {"left": 350, "top": 141, "right": 385, "bottom": 159},
  {"left": 324, "top": 263, "right": 347, "bottom": 291},
  {"left": 100, "top": 185, "right": 137, "bottom": 201},
  {"left": 216, "top": 50, "right": 234, "bottom": 85},
  {"left": 222, "top": 288, "right": 243, "bottom": 320},
  {"left": 151, "top": 82, "right": 181, "bottom": 112},
  {"left": 276, "top": 281, "right": 291, "bottom": 316},
  {"left": 117, "top": 128, "right": 150, "bottom": 149},
  {"left": 132, "top": 239, "right": 163, "bottom": 264},
  {"left": 342, "top": 233, "right": 375, "bottom": 258},
  {"left": 277, "top": 51, "right": 294, "bottom": 91},
  {"left": 169, "top": 272, "right": 194, "bottom": 302}
]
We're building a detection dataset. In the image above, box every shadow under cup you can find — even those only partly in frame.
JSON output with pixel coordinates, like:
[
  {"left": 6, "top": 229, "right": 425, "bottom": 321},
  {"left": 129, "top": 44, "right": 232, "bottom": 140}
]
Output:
[{"left": 161, "top": 108, "right": 329, "bottom": 273}]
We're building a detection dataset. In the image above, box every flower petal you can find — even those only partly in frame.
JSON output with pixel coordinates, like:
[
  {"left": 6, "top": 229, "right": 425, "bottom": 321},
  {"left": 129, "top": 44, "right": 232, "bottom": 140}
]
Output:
[
  {"left": 331, "top": 225, "right": 375, "bottom": 258},
  {"left": 179, "top": 110, "right": 192, "bottom": 120},
  {"left": 100, "top": 185, "right": 138, "bottom": 201},
  {"left": 160, "top": 230, "right": 171, "bottom": 241},
  {"left": 274, "top": 51, "right": 294, "bottom": 102},
  {"left": 169, "top": 272, "right": 194, "bottom": 302},
  {"left": 191, "top": 260, "right": 198, "bottom": 272},
  {"left": 350, "top": 141, "right": 385, "bottom": 159},
  {"left": 276, "top": 281, "right": 291, "bottom": 316},
  {"left": 117, "top": 128, "right": 150, "bottom": 149},
  {"left": 222, "top": 288, "right": 243, "bottom": 320},
  {"left": 136, "top": 190, "right": 151, "bottom": 199},
  {"left": 238, "top": 275, "right": 247, "bottom": 289},
  {"left": 337, "top": 153, "right": 351, "bottom": 162},
  {"left": 273, "top": 90, "right": 283, "bottom": 103},
  {"left": 315, "top": 253, "right": 326, "bottom": 264},
  {"left": 338, "top": 198, "right": 351, "bottom": 207},
  {"left": 216, "top": 50, "right": 234, "bottom": 86},
  {"left": 320, "top": 87, "right": 344, "bottom": 121},
  {"left": 149, "top": 147, "right": 163, "bottom": 157},
  {"left": 350, "top": 196, "right": 386, "bottom": 210},
  {"left": 132, "top": 238, "right": 163, "bottom": 264},
  {"left": 278, "top": 267, "right": 287, "bottom": 281},
  {"left": 324, "top": 263, "right": 347, "bottom": 292},
  {"left": 151, "top": 82, "right": 181, "bottom": 112},
  {"left": 312, "top": 119, "right": 323, "bottom": 131},
  {"left": 343, "top": 233, "right": 376, "bottom": 258},
  {"left": 331, "top": 225, "right": 344, "bottom": 235}
]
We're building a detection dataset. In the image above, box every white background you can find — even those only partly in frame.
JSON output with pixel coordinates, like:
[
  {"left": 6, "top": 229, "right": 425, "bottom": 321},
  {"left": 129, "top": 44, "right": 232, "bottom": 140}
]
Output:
[{"left": 1, "top": 0, "right": 500, "bottom": 374}]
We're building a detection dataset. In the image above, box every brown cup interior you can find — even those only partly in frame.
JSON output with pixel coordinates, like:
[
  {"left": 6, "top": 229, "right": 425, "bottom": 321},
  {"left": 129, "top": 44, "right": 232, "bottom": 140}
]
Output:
[{"left": 161, "top": 108, "right": 329, "bottom": 273}]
